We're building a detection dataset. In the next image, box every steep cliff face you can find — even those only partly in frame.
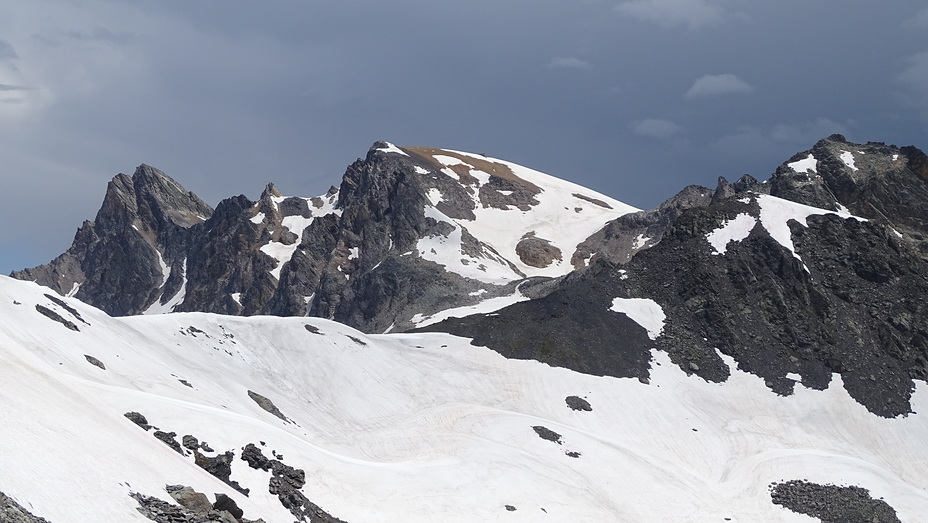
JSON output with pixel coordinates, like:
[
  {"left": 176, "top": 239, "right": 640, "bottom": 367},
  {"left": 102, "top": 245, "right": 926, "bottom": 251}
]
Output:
[{"left": 11, "top": 164, "right": 212, "bottom": 316}]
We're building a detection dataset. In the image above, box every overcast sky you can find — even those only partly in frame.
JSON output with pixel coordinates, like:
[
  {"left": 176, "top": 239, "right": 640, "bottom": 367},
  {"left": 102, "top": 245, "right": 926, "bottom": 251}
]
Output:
[{"left": 2, "top": 1, "right": 927, "bottom": 273}]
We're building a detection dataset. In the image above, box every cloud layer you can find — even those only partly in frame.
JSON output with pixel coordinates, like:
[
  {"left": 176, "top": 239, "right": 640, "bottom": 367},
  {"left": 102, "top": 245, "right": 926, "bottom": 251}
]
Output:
[{"left": 0, "top": 1, "right": 926, "bottom": 273}]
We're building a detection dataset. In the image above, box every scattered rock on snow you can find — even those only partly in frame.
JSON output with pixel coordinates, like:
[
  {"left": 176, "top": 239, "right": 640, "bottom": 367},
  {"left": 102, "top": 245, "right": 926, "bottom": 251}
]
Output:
[
  {"left": 125, "top": 411, "right": 152, "bottom": 431},
  {"left": 240, "top": 443, "right": 346, "bottom": 522},
  {"left": 532, "top": 426, "right": 563, "bottom": 445},
  {"left": 565, "top": 395, "right": 592, "bottom": 411},
  {"left": 246, "top": 390, "right": 289, "bottom": 422},
  {"left": 770, "top": 479, "right": 900, "bottom": 523},
  {"left": 84, "top": 355, "right": 106, "bottom": 370},
  {"left": 153, "top": 431, "right": 185, "bottom": 455},
  {"left": 166, "top": 485, "right": 212, "bottom": 514},
  {"left": 34, "top": 305, "right": 79, "bottom": 332}
]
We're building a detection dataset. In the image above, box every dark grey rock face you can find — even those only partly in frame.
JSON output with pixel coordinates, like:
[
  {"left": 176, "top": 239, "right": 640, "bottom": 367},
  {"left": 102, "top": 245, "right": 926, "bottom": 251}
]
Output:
[
  {"left": 12, "top": 165, "right": 213, "bottom": 316},
  {"left": 418, "top": 259, "right": 656, "bottom": 382},
  {"left": 572, "top": 184, "right": 715, "bottom": 266},
  {"left": 770, "top": 480, "right": 900, "bottom": 523}
]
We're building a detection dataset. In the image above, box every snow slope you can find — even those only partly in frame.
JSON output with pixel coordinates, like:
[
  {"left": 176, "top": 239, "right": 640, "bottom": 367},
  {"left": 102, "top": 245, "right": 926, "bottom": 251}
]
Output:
[
  {"left": 2, "top": 275, "right": 928, "bottom": 522},
  {"left": 407, "top": 147, "right": 640, "bottom": 280}
]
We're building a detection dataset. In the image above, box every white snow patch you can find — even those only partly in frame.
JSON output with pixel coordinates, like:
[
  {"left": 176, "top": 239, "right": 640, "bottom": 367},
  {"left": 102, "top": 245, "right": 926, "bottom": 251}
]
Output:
[
  {"left": 892, "top": 154, "right": 900, "bottom": 161},
  {"left": 230, "top": 292, "right": 242, "bottom": 306},
  {"left": 260, "top": 242, "right": 298, "bottom": 280},
  {"left": 416, "top": 206, "right": 522, "bottom": 284},
  {"left": 840, "top": 150, "right": 858, "bottom": 171},
  {"left": 786, "top": 373, "right": 802, "bottom": 381},
  {"left": 65, "top": 282, "right": 81, "bottom": 298},
  {"left": 609, "top": 298, "right": 666, "bottom": 340},
  {"left": 788, "top": 154, "right": 817, "bottom": 173},
  {"left": 633, "top": 234, "right": 650, "bottom": 249},
  {"left": 706, "top": 213, "right": 757, "bottom": 255},
  {"left": 376, "top": 142, "right": 408, "bottom": 156},
  {"left": 348, "top": 247, "right": 360, "bottom": 261},
  {"left": 153, "top": 247, "right": 171, "bottom": 285},
  {"left": 143, "top": 259, "right": 187, "bottom": 314},
  {"left": 414, "top": 166, "right": 430, "bottom": 175},
  {"left": 426, "top": 188, "right": 443, "bottom": 206},
  {"left": 250, "top": 212, "right": 265, "bottom": 225},
  {"left": 468, "top": 289, "right": 488, "bottom": 297},
  {"left": 432, "top": 154, "right": 466, "bottom": 168},
  {"left": 412, "top": 287, "right": 529, "bottom": 328},
  {"left": 754, "top": 194, "right": 865, "bottom": 270},
  {"left": 281, "top": 215, "right": 313, "bottom": 236}
]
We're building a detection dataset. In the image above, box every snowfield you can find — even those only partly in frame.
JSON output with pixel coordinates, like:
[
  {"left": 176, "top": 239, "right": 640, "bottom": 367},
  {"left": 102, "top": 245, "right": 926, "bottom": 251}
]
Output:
[{"left": 2, "top": 275, "right": 928, "bottom": 522}]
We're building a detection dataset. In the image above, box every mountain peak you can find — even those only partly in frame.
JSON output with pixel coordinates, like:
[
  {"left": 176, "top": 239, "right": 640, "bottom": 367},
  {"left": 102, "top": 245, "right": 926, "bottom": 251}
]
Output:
[
  {"left": 97, "top": 164, "right": 212, "bottom": 233},
  {"left": 260, "top": 182, "right": 282, "bottom": 200}
]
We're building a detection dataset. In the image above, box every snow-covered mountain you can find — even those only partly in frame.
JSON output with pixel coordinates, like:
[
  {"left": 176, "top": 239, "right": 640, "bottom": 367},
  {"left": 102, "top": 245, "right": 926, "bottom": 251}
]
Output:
[
  {"left": 13, "top": 142, "right": 636, "bottom": 333},
  {"left": 427, "top": 135, "right": 928, "bottom": 419},
  {"left": 1, "top": 274, "right": 925, "bottom": 522},
  {"left": 5, "top": 134, "right": 928, "bottom": 521}
]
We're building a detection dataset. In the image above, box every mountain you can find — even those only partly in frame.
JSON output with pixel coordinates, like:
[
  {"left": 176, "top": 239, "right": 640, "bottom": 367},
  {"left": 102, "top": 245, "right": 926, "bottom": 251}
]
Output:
[
  {"left": 425, "top": 135, "right": 928, "bottom": 418},
  {"left": 5, "top": 134, "right": 928, "bottom": 521},
  {"left": 13, "top": 143, "right": 636, "bottom": 334}
]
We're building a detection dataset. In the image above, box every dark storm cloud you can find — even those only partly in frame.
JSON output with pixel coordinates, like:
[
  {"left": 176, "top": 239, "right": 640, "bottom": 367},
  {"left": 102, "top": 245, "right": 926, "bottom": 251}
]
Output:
[{"left": 1, "top": 0, "right": 927, "bottom": 273}]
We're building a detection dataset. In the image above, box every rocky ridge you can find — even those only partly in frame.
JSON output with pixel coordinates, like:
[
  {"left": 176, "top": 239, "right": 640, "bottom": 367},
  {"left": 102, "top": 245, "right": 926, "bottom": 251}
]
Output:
[{"left": 13, "top": 142, "right": 633, "bottom": 333}]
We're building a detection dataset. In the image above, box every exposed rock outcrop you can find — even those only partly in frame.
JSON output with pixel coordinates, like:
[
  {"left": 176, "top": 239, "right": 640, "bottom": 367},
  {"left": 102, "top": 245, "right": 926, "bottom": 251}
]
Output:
[
  {"left": 12, "top": 165, "right": 212, "bottom": 316},
  {"left": 770, "top": 480, "right": 900, "bottom": 523},
  {"left": 0, "top": 492, "right": 52, "bottom": 523},
  {"left": 240, "top": 443, "right": 346, "bottom": 523}
]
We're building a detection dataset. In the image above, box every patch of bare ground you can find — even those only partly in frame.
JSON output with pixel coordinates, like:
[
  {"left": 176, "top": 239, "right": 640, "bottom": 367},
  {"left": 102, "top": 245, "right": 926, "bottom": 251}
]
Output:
[
  {"left": 403, "top": 146, "right": 541, "bottom": 192},
  {"left": 573, "top": 193, "right": 613, "bottom": 209}
]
